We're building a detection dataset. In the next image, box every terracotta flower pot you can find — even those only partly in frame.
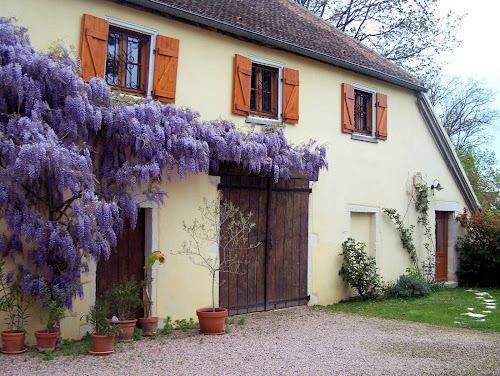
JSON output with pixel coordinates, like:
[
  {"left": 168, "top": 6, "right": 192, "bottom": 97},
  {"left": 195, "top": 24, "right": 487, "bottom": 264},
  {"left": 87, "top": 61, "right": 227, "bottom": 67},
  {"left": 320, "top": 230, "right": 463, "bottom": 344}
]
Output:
[
  {"left": 34, "top": 329, "right": 59, "bottom": 353},
  {"left": 196, "top": 307, "right": 228, "bottom": 335},
  {"left": 89, "top": 333, "right": 114, "bottom": 355},
  {"left": 138, "top": 317, "right": 159, "bottom": 337},
  {"left": 110, "top": 319, "right": 137, "bottom": 341},
  {"left": 1, "top": 331, "right": 26, "bottom": 354}
]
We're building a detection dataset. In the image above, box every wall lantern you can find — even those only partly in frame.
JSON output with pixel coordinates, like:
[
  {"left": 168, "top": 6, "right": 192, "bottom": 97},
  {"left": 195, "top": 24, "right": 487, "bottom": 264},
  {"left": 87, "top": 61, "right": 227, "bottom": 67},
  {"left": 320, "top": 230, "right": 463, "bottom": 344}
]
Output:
[{"left": 430, "top": 179, "right": 444, "bottom": 195}]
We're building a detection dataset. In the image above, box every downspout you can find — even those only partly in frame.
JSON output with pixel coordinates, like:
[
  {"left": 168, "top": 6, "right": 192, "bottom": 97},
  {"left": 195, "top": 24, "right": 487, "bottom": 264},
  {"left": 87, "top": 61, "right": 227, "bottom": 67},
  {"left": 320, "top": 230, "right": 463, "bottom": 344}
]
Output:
[{"left": 123, "top": 0, "right": 425, "bottom": 92}]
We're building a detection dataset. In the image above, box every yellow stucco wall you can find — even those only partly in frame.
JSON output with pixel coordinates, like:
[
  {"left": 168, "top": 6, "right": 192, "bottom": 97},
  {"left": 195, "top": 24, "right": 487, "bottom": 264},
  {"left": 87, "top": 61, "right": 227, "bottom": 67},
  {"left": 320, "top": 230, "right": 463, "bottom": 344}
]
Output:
[{"left": 1, "top": 0, "right": 471, "bottom": 340}]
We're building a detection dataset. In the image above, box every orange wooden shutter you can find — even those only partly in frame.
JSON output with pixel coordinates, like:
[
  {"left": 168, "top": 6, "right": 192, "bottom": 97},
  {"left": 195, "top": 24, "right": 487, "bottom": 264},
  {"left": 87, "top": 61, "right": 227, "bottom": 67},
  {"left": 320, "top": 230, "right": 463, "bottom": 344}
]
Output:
[
  {"left": 79, "top": 14, "right": 109, "bottom": 82},
  {"left": 232, "top": 54, "right": 252, "bottom": 116},
  {"left": 341, "top": 83, "right": 355, "bottom": 133},
  {"left": 152, "top": 35, "right": 179, "bottom": 103},
  {"left": 376, "top": 93, "right": 388, "bottom": 140},
  {"left": 282, "top": 68, "right": 299, "bottom": 124}
]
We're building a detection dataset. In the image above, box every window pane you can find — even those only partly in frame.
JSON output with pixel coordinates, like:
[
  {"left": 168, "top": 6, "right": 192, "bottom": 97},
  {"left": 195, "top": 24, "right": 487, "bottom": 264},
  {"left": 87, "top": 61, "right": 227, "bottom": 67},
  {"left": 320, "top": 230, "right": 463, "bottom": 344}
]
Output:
[{"left": 250, "top": 64, "right": 278, "bottom": 117}]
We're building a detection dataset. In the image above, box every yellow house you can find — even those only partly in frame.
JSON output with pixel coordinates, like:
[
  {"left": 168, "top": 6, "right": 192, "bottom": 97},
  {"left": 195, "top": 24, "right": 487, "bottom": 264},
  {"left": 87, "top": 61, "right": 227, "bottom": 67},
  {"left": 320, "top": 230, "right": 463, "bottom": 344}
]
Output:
[{"left": 1, "top": 0, "right": 478, "bottom": 340}]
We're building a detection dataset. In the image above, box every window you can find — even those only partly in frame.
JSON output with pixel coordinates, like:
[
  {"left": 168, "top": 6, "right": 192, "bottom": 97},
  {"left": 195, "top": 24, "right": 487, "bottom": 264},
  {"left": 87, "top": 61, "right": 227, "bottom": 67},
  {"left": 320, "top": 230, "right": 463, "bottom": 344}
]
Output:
[
  {"left": 105, "top": 27, "right": 150, "bottom": 96},
  {"left": 232, "top": 54, "right": 299, "bottom": 124},
  {"left": 341, "top": 83, "right": 387, "bottom": 141},
  {"left": 354, "top": 89, "right": 372, "bottom": 134},
  {"left": 79, "top": 14, "right": 179, "bottom": 103},
  {"left": 250, "top": 64, "right": 279, "bottom": 119}
]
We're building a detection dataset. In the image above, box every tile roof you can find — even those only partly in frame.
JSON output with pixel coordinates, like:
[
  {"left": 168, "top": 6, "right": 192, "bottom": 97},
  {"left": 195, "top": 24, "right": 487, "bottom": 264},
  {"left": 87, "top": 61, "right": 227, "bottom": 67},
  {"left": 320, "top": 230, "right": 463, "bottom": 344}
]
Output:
[{"left": 129, "top": 0, "right": 424, "bottom": 89}]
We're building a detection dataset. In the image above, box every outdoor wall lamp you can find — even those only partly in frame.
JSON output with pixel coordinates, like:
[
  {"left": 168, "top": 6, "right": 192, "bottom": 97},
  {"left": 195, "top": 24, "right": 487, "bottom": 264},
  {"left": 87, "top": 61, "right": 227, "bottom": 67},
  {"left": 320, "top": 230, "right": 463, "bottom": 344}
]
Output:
[{"left": 430, "top": 179, "right": 444, "bottom": 195}]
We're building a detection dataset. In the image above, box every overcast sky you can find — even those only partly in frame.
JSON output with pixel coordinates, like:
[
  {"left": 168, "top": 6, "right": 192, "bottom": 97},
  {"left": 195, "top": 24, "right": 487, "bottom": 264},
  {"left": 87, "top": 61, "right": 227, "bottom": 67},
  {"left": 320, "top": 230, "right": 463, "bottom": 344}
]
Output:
[{"left": 437, "top": 0, "right": 500, "bottom": 163}]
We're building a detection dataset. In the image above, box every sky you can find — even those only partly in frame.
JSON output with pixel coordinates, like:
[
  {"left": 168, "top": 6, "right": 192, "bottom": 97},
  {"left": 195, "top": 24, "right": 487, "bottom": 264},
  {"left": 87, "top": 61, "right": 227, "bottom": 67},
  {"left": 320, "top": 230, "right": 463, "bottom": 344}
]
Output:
[{"left": 437, "top": 0, "right": 500, "bottom": 164}]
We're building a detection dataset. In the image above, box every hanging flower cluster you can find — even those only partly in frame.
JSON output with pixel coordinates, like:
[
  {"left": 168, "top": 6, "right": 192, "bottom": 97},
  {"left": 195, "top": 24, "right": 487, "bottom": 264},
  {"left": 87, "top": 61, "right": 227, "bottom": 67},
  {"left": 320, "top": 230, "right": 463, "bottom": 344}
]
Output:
[{"left": 0, "top": 18, "right": 327, "bottom": 308}]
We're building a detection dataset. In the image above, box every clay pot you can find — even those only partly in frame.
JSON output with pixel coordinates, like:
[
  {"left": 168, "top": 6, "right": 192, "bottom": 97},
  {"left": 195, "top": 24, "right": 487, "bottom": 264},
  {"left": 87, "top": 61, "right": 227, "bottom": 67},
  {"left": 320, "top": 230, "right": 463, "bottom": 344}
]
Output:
[
  {"left": 110, "top": 319, "right": 137, "bottom": 341},
  {"left": 34, "top": 329, "right": 59, "bottom": 353},
  {"left": 1, "top": 331, "right": 26, "bottom": 354},
  {"left": 196, "top": 307, "right": 228, "bottom": 335},
  {"left": 90, "top": 333, "right": 114, "bottom": 355},
  {"left": 138, "top": 317, "right": 159, "bottom": 337}
]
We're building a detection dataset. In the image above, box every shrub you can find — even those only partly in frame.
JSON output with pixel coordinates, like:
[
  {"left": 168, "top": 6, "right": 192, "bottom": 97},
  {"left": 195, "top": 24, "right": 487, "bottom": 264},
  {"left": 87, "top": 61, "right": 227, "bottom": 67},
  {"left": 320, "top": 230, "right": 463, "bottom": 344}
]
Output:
[
  {"left": 339, "top": 238, "right": 384, "bottom": 299},
  {"left": 386, "top": 274, "right": 430, "bottom": 299},
  {"left": 456, "top": 208, "right": 500, "bottom": 287}
]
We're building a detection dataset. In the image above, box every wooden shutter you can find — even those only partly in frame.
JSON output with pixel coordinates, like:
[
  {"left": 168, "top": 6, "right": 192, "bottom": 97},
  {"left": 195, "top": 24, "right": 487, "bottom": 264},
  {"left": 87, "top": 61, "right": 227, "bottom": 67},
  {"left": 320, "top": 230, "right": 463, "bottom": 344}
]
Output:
[
  {"left": 376, "top": 93, "right": 388, "bottom": 140},
  {"left": 232, "top": 54, "right": 252, "bottom": 116},
  {"left": 341, "top": 83, "right": 355, "bottom": 133},
  {"left": 79, "top": 14, "right": 109, "bottom": 82},
  {"left": 282, "top": 68, "right": 299, "bottom": 124},
  {"left": 152, "top": 35, "right": 179, "bottom": 103}
]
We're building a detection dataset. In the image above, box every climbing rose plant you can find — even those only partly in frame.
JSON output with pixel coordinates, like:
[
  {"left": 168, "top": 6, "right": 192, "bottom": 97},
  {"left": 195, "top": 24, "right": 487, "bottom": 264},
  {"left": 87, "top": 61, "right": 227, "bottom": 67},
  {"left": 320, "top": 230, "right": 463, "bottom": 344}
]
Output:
[{"left": 0, "top": 19, "right": 327, "bottom": 308}]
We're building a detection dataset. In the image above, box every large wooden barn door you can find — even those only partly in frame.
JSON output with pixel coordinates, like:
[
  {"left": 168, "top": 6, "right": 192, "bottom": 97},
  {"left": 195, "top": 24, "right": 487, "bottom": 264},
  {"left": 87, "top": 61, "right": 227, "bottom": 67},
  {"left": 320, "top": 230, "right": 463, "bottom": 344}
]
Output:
[
  {"left": 219, "top": 175, "right": 309, "bottom": 315},
  {"left": 96, "top": 209, "right": 145, "bottom": 317}
]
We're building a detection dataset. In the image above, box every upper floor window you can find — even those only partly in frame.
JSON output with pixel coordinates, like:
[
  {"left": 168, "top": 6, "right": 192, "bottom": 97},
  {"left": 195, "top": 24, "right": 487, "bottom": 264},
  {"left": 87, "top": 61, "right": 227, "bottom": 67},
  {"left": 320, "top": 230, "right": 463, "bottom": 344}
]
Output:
[
  {"left": 106, "top": 27, "right": 150, "bottom": 96},
  {"left": 232, "top": 54, "right": 299, "bottom": 125},
  {"left": 341, "top": 82, "right": 387, "bottom": 141},
  {"left": 79, "top": 14, "right": 179, "bottom": 103},
  {"left": 354, "top": 89, "right": 373, "bottom": 134}
]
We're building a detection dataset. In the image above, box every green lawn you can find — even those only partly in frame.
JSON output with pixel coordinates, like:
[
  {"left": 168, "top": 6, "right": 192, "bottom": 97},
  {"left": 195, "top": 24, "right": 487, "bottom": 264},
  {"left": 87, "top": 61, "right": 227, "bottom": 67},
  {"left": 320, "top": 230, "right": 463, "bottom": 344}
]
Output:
[{"left": 324, "top": 287, "right": 500, "bottom": 332}]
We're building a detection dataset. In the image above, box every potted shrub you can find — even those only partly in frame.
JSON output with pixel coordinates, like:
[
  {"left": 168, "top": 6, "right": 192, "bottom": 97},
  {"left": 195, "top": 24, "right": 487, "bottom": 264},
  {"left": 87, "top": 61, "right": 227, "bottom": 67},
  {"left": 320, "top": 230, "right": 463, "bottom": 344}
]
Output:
[
  {"left": 175, "top": 195, "right": 257, "bottom": 334},
  {"left": 35, "top": 284, "right": 76, "bottom": 353},
  {"left": 139, "top": 251, "right": 165, "bottom": 336},
  {"left": 0, "top": 260, "right": 31, "bottom": 354},
  {"left": 103, "top": 277, "right": 142, "bottom": 341},
  {"left": 84, "top": 300, "right": 117, "bottom": 355}
]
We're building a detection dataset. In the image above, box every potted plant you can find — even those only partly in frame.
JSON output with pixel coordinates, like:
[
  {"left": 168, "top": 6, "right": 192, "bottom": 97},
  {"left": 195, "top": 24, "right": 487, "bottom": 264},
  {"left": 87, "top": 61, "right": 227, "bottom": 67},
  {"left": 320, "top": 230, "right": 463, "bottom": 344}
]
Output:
[
  {"left": 174, "top": 195, "right": 257, "bottom": 334},
  {"left": 83, "top": 300, "right": 118, "bottom": 355},
  {"left": 139, "top": 251, "right": 165, "bottom": 337},
  {"left": 103, "top": 277, "right": 142, "bottom": 341},
  {"left": 35, "top": 284, "right": 77, "bottom": 353},
  {"left": 0, "top": 260, "right": 31, "bottom": 354}
]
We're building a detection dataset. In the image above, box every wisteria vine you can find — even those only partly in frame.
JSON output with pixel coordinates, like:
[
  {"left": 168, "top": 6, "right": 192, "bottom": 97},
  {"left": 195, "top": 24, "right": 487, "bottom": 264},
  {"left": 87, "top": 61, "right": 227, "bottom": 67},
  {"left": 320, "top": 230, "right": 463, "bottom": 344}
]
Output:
[{"left": 0, "top": 18, "right": 327, "bottom": 308}]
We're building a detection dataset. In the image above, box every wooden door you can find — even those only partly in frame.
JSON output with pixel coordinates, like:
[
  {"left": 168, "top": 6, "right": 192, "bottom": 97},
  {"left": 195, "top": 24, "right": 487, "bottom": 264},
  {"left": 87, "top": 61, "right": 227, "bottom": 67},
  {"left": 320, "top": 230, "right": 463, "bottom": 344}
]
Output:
[
  {"left": 219, "top": 175, "right": 309, "bottom": 315},
  {"left": 435, "top": 211, "right": 449, "bottom": 282},
  {"left": 96, "top": 208, "right": 145, "bottom": 318}
]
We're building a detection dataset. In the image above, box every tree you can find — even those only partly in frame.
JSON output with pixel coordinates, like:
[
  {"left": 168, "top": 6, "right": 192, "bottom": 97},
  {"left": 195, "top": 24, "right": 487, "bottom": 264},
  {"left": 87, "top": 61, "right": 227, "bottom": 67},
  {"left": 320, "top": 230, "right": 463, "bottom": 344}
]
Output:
[
  {"left": 428, "top": 75, "right": 500, "bottom": 152},
  {"left": 457, "top": 148, "right": 500, "bottom": 209},
  {"left": 294, "top": 0, "right": 462, "bottom": 78},
  {"left": 0, "top": 19, "right": 327, "bottom": 308}
]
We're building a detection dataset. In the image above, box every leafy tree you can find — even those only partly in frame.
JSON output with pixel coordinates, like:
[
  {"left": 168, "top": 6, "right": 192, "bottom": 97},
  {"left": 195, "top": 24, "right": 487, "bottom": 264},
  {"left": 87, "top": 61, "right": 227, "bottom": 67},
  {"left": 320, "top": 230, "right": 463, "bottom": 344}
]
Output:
[
  {"left": 294, "top": 0, "right": 462, "bottom": 78},
  {"left": 0, "top": 19, "right": 327, "bottom": 308},
  {"left": 457, "top": 148, "right": 500, "bottom": 209}
]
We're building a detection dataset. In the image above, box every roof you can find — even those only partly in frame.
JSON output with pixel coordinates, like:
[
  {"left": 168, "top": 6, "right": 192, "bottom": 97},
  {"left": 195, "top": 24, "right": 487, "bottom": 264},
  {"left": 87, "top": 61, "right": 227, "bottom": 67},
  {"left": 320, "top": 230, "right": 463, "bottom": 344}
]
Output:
[{"left": 122, "top": 0, "right": 425, "bottom": 91}]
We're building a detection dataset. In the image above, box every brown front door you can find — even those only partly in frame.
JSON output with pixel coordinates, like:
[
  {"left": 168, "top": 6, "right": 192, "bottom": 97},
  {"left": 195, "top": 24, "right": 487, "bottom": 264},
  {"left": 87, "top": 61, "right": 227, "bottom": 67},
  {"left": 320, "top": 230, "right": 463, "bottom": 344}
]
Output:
[
  {"left": 219, "top": 175, "right": 309, "bottom": 315},
  {"left": 435, "top": 211, "right": 449, "bottom": 282},
  {"left": 96, "top": 209, "right": 146, "bottom": 317}
]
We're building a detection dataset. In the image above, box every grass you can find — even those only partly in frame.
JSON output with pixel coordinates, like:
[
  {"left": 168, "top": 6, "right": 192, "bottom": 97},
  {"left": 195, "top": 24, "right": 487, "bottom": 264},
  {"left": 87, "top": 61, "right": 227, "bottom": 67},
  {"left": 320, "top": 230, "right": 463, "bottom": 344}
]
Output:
[{"left": 324, "top": 287, "right": 500, "bottom": 332}]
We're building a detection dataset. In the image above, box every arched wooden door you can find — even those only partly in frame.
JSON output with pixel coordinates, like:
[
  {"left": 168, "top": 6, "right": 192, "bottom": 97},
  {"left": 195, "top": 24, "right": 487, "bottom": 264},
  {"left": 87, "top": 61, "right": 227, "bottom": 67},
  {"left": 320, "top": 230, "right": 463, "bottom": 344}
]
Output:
[
  {"left": 96, "top": 209, "right": 145, "bottom": 318},
  {"left": 219, "top": 174, "right": 309, "bottom": 315}
]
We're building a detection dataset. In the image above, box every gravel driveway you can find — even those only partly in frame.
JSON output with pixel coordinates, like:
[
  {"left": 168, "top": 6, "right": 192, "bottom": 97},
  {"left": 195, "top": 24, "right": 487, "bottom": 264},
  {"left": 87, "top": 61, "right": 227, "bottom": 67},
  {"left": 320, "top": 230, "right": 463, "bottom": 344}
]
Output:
[{"left": 2, "top": 306, "right": 499, "bottom": 376}]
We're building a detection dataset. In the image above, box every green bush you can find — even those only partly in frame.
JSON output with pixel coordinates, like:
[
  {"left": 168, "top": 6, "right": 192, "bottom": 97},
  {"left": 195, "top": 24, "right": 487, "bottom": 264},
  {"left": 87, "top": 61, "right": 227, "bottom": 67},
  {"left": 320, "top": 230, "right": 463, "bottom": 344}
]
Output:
[
  {"left": 456, "top": 208, "right": 500, "bottom": 287},
  {"left": 386, "top": 274, "right": 430, "bottom": 299},
  {"left": 339, "top": 238, "right": 384, "bottom": 299}
]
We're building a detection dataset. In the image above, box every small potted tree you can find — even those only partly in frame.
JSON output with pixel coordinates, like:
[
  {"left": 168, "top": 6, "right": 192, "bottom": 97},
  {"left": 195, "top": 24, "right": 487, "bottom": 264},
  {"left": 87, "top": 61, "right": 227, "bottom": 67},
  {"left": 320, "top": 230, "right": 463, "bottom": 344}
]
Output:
[
  {"left": 139, "top": 251, "right": 165, "bottom": 336},
  {"left": 103, "top": 277, "right": 142, "bottom": 341},
  {"left": 35, "top": 284, "right": 77, "bottom": 353},
  {"left": 84, "top": 300, "right": 118, "bottom": 355},
  {"left": 175, "top": 195, "right": 257, "bottom": 334},
  {"left": 0, "top": 260, "right": 31, "bottom": 354}
]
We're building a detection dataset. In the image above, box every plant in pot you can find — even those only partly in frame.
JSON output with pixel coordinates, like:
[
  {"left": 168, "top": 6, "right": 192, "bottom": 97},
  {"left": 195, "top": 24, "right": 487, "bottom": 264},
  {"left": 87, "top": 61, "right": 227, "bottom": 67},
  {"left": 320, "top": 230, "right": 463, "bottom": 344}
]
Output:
[
  {"left": 35, "top": 284, "right": 77, "bottom": 353},
  {"left": 83, "top": 299, "right": 118, "bottom": 355},
  {"left": 103, "top": 277, "right": 143, "bottom": 341},
  {"left": 139, "top": 251, "right": 165, "bottom": 337},
  {"left": 0, "top": 260, "right": 31, "bottom": 354},
  {"left": 174, "top": 195, "right": 257, "bottom": 334}
]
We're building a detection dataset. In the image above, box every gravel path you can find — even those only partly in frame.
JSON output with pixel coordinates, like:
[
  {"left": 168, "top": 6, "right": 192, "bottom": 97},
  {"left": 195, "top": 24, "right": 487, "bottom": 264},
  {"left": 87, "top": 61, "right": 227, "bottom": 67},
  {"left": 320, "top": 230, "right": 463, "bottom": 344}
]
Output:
[{"left": 2, "top": 306, "right": 499, "bottom": 376}]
